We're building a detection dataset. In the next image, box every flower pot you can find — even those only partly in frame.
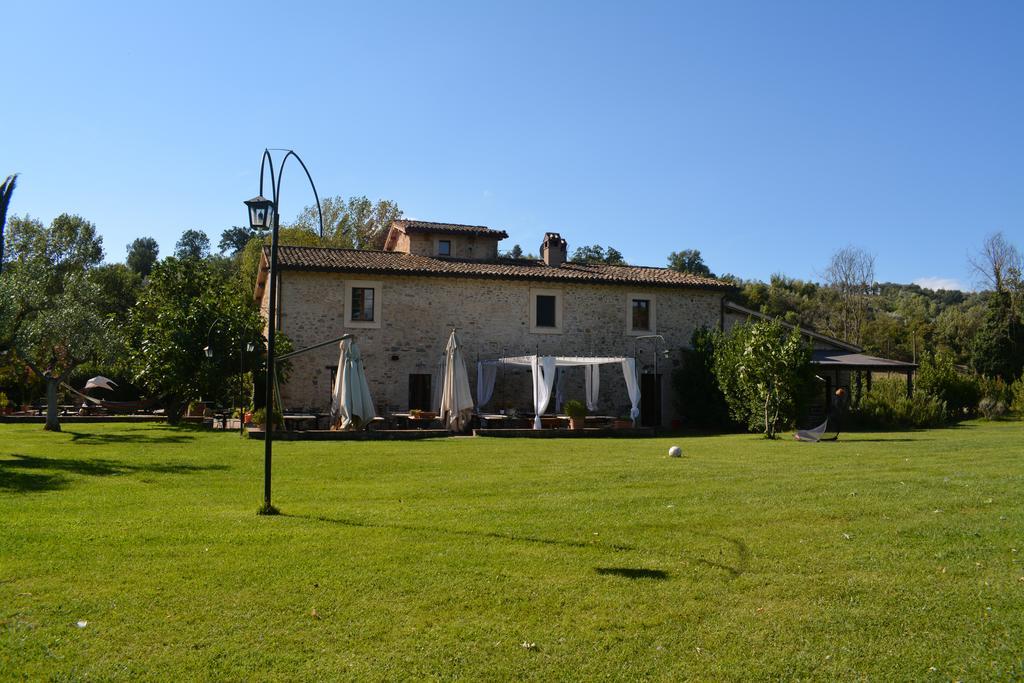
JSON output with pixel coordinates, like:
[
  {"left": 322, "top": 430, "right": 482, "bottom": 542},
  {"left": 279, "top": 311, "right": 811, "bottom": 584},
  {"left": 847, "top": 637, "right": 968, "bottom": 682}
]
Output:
[{"left": 569, "top": 417, "right": 584, "bottom": 430}]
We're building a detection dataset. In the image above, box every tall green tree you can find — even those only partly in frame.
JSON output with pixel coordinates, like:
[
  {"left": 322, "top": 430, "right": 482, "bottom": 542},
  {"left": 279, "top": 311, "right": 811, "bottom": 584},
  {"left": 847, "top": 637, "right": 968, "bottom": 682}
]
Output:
[
  {"left": 667, "top": 249, "right": 714, "bottom": 277},
  {"left": 174, "top": 229, "right": 211, "bottom": 260},
  {"left": 712, "top": 319, "right": 814, "bottom": 438},
  {"left": 970, "top": 290, "right": 1023, "bottom": 380},
  {"left": 570, "top": 244, "right": 626, "bottom": 265},
  {"left": 125, "top": 257, "right": 266, "bottom": 422},
  {"left": 1, "top": 214, "right": 114, "bottom": 430},
  {"left": 219, "top": 226, "right": 266, "bottom": 255},
  {"left": 126, "top": 237, "right": 160, "bottom": 277},
  {"left": 290, "top": 195, "right": 403, "bottom": 250}
]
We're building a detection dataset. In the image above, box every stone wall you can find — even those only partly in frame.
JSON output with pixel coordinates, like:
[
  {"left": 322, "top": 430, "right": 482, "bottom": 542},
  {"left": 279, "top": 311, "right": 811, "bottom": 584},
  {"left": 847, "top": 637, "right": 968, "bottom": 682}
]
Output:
[{"left": 264, "top": 271, "right": 725, "bottom": 423}]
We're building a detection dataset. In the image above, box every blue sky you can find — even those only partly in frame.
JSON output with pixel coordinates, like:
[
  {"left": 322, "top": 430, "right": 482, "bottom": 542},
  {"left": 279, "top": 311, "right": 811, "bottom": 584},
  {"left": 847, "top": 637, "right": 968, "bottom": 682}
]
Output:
[{"left": 3, "top": 1, "right": 1022, "bottom": 290}]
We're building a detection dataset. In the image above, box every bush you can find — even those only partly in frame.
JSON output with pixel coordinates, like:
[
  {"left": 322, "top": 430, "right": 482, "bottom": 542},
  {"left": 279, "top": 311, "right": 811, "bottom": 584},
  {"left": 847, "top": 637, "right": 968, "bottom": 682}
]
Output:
[
  {"left": 1011, "top": 375, "right": 1024, "bottom": 417},
  {"left": 978, "top": 397, "right": 1009, "bottom": 420},
  {"left": 851, "top": 377, "right": 946, "bottom": 429},
  {"left": 915, "top": 353, "right": 981, "bottom": 419}
]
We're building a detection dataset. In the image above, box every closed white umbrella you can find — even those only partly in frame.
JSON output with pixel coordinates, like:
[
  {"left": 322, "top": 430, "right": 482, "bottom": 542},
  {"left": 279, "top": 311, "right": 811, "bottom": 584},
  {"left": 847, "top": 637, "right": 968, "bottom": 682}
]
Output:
[
  {"left": 440, "top": 329, "right": 474, "bottom": 432},
  {"left": 330, "top": 338, "right": 376, "bottom": 430}
]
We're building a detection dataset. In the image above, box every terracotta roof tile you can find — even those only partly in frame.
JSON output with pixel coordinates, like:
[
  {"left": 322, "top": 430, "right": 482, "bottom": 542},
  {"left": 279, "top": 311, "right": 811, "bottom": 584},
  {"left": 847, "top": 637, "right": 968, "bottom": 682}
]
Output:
[
  {"left": 392, "top": 219, "right": 509, "bottom": 239},
  {"left": 263, "top": 245, "right": 733, "bottom": 291}
]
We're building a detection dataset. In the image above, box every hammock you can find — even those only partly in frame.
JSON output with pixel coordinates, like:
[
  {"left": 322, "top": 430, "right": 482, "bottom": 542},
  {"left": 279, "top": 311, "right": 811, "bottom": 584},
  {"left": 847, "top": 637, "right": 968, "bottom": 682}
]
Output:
[{"left": 795, "top": 418, "right": 829, "bottom": 442}]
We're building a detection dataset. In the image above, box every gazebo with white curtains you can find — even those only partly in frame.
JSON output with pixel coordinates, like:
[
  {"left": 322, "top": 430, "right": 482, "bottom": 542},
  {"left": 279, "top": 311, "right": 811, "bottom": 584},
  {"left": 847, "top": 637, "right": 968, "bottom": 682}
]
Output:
[{"left": 476, "top": 355, "right": 641, "bottom": 429}]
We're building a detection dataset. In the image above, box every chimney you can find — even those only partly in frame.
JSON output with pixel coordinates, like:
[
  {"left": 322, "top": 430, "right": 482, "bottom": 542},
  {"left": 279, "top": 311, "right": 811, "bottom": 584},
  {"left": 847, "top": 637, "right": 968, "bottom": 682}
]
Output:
[{"left": 540, "top": 232, "right": 567, "bottom": 267}]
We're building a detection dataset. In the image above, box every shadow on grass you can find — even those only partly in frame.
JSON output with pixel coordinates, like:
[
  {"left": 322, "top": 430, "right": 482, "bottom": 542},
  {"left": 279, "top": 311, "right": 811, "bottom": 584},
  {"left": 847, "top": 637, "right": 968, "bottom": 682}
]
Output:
[
  {"left": 595, "top": 567, "right": 668, "bottom": 580},
  {"left": 294, "top": 514, "right": 635, "bottom": 552},
  {"left": 0, "top": 453, "right": 229, "bottom": 493},
  {"left": 66, "top": 428, "right": 196, "bottom": 445},
  {"left": 691, "top": 533, "right": 748, "bottom": 580}
]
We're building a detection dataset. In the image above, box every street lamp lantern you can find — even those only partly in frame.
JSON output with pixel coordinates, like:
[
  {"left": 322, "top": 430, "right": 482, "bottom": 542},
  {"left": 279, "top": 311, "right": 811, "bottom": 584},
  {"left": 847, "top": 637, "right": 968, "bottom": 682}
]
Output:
[
  {"left": 246, "top": 341, "right": 255, "bottom": 353},
  {"left": 204, "top": 345, "right": 214, "bottom": 359},
  {"left": 244, "top": 195, "right": 274, "bottom": 230}
]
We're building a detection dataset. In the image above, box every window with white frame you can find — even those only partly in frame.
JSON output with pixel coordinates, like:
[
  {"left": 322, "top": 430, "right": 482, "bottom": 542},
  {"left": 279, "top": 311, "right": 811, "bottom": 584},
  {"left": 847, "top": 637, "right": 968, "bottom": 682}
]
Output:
[
  {"left": 343, "top": 280, "right": 383, "bottom": 329},
  {"left": 529, "top": 288, "right": 563, "bottom": 334},
  {"left": 626, "top": 293, "right": 656, "bottom": 334}
]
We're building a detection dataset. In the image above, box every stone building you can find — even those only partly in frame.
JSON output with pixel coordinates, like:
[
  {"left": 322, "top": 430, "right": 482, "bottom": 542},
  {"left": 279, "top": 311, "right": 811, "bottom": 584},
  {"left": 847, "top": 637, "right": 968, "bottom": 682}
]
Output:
[{"left": 255, "top": 220, "right": 733, "bottom": 426}]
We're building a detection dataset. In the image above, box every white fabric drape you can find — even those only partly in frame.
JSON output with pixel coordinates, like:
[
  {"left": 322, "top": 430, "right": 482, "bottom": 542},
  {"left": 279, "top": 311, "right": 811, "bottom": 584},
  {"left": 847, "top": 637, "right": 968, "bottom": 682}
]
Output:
[
  {"left": 531, "top": 355, "right": 557, "bottom": 429},
  {"left": 554, "top": 367, "right": 567, "bottom": 412},
  {"left": 476, "top": 361, "right": 497, "bottom": 409},
  {"left": 621, "top": 358, "right": 641, "bottom": 424},
  {"left": 440, "top": 330, "right": 475, "bottom": 432},
  {"left": 330, "top": 338, "right": 376, "bottom": 430},
  {"left": 584, "top": 364, "right": 600, "bottom": 412}
]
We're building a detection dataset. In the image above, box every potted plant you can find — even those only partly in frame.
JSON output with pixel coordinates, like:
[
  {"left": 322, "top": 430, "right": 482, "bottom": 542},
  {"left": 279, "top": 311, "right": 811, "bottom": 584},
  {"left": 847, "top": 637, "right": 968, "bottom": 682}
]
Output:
[
  {"left": 0, "top": 392, "right": 10, "bottom": 415},
  {"left": 563, "top": 399, "right": 587, "bottom": 430},
  {"left": 613, "top": 414, "right": 633, "bottom": 429},
  {"left": 251, "top": 407, "right": 283, "bottom": 431}
]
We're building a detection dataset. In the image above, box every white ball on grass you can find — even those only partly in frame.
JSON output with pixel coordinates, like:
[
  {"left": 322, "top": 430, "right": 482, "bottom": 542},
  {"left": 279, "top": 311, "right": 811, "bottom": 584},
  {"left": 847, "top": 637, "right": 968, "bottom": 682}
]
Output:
[{"left": 668, "top": 446, "right": 682, "bottom": 458}]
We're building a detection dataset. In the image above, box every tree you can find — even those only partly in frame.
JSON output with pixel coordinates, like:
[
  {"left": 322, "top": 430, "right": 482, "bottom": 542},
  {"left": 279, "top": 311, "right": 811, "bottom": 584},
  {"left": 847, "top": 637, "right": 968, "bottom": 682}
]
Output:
[
  {"left": 290, "top": 195, "right": 403, "bottom": 250},
  {"left": 126, "top": 237, "right": 160, "bottom": 277},
  {"left": 672, "top": 327, "right": 734, "bottom": 430},
  {"left": 970, "top": 290, "right": 1023, "bottom": 380},
  {"left": 821, "top": 245, "right": 875, "bottom": 345},
  {"left": 1, "top": 213, "right": 113, "bottom": 430},
  {"left": 712, "top": 319, "right": 814, "bottom": 438},
  {"left": 90, "top": 263, "right": 143, "bottom": 323},
  {"left": 219, "top": 226, "right": 265, "bottom": 255},
  {"left": 970, "top": 232, "right": 1021, "bottom": 294},
  {"left": 0, "top": 174, "right": 17, "bottom": 274},
  {"left": 502, "top": 244, "right": 525, "bottom": 259},
  {"left": 570, "top": 244, "right": 626, "bottom": 265},
  {"left": 667, "top": 249, "right": 714, "bottom": 277},
  {"left": 174, "top": 229, "right": 211, "bottom": 260},
  {"left": 125, "top": 256, "right": 266, "bottom": 422}
]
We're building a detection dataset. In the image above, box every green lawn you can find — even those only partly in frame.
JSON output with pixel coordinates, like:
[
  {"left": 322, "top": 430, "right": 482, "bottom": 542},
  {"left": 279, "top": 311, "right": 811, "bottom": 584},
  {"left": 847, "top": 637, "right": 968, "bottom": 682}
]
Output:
[{"left": 1, "top": 422, "right": 1022, "bottom": 680}]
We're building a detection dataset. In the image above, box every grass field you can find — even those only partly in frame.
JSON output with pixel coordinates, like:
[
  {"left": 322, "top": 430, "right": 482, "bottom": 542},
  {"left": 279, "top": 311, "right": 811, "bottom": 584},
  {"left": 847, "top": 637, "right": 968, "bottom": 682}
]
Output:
[{"left": 1, "top": 422, "right": 1022, "bottom": 680}]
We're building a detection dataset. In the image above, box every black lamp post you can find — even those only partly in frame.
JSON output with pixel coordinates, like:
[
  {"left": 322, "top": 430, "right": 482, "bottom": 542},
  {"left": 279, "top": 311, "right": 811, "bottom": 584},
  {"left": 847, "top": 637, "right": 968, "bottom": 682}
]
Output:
[{"left": 246, "top": 149, "right": 324, "bottom": 515}]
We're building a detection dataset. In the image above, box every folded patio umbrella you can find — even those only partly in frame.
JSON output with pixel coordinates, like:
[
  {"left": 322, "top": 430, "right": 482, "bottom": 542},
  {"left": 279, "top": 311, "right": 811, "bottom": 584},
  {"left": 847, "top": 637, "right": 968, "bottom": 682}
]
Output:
[
  {"left": 330, "top": 338, "right": 376, "bottom": 430},
  {"left": 84, "top": 376, "right": 118, "bottom": 391},
  {"left": 440, "top": 329, "right": 474, "bottom": 432}
]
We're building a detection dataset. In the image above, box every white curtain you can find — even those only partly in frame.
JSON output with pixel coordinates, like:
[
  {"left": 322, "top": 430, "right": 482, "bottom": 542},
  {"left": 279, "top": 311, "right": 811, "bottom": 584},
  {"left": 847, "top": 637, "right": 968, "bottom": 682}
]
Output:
[
  {"left": 584, "top": 364, "right": 600, "bottom": 412},
  {"left": 621, "top": 358, "right": 641, "bottom": 425},
  {"left": 554, "top": 367, "right": 567, "bottom": 412},
  {"left": 476, "top": 361, "right": 497, "bottom": 409},
  {"left": 531, "top": 355, "right": 557, "bottom": 429}
]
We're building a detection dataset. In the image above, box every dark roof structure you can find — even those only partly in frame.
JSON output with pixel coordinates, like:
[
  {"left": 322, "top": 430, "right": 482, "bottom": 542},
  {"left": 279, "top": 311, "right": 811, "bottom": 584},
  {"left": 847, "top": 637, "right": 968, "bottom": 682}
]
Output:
[
  {"left": 390, "top": 220, "right": 509, "bottom": 239},
  {"left": 257, "top": 245, "right": 733, "bottom": 292},
  {"left": 724, "top": 301, "right": 862, "bottom": 353},
  {"left": 812, "top": 350, "right": 918, "bottom": 370}
]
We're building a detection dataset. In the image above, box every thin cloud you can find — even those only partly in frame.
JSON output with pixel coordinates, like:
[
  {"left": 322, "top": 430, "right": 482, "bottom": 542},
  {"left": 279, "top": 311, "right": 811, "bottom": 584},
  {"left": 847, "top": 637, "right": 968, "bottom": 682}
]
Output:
[{"left": 913, "top": 276, "right": 968, "bottom": 292}]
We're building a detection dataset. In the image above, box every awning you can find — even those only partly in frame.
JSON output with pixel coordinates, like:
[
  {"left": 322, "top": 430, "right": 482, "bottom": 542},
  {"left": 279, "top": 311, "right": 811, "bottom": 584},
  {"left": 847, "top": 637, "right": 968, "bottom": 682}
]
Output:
[{"left": 812, "top": 350, "right": 917, "bottom": 371}]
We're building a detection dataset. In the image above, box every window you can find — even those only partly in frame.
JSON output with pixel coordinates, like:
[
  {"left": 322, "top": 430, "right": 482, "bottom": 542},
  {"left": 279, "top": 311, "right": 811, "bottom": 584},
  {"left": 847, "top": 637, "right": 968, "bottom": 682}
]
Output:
[
  {"left": 351, "top": 287, "right": 375, "bottom": 321},
  {"left": 632, "top": 299, "right": 650, "bottom": 331},
  {"left": 625, "top": 292, "right": 656, "bottom": 335},
  {"left": 343, "top": 280, "right": 383, "bottom": 329},
  {"left": 437, "top": 240, "right": 451, "bottom": 256},
  {"left": 529, "top": 288, "right": 563, "bottom": 334},
  {"left": 536, "top": 295, "right": 556, "bottom": 328}
]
